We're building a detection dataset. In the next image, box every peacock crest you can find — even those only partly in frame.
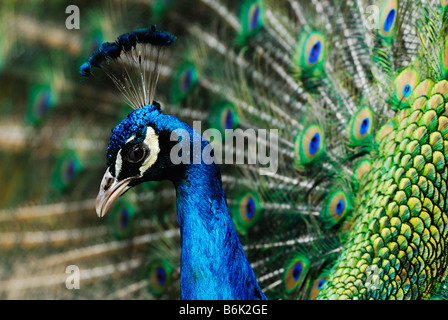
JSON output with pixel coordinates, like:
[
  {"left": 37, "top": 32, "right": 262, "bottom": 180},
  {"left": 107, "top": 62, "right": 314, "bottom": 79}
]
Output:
[{"left": 80, "top": 25, "right": 176, "bottom": 109}]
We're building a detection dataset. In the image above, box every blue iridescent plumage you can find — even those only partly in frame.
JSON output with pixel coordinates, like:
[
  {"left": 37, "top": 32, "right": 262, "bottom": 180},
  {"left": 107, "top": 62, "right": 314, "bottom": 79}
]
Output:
[
  {"left": 103, "top": 104, "right": 266, "bottom": 299},
  {"left": 79, "top": 25, "right": 176, "bottom": 78},
  {"left": 308, "top": 132, "right": 321, "bottom": 155},
  {"left": 308, "top": 41, "right": 322, "bottom": 64},
  {"left": 383, "top": 9, "right": 396, "bottom": 32},
  {"left": 359, "top": 118, "right": 370, "bottom": 135}
]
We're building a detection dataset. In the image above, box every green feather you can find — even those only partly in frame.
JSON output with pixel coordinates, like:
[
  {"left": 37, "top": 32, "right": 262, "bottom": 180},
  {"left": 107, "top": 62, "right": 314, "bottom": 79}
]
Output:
[{"left": 238, "top": 0, "right": 265, "bottom": 40}]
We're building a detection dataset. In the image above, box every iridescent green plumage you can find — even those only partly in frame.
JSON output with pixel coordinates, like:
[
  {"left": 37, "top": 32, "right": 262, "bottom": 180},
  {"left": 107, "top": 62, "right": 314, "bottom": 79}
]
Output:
[{"left": 319, "top": 80, "right": 448, "bottom": 299}]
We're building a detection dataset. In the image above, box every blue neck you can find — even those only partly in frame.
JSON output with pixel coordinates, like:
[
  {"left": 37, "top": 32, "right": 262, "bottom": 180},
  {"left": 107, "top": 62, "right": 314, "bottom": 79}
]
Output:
[{"left": 172, "top": 134, "right": 266, "bottom": 300}]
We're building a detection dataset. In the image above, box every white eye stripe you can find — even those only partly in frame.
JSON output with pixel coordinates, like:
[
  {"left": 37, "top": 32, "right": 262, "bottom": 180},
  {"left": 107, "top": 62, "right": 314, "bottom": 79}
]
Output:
[
  {"left": 126, "top": 135, "right": 136, "bottom": 143},
  {"left": 139, "top": 126, "right": 160, "bottom": 176},
  {"left": 115, "top": 152, "right": 123, "bottom": 178}
]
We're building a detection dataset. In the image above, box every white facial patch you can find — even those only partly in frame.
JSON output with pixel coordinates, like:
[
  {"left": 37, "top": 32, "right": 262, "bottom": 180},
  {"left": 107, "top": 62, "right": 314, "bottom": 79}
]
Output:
[
  {"left": 115, "top": 152, "right": 123, "bottom": 178},
  {"left": 139, "top": 126, "right": 160, "bottom": 176}
]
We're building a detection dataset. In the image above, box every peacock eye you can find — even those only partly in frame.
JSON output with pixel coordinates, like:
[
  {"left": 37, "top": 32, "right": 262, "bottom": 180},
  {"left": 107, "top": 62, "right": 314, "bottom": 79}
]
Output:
[{"left": 127, "top": 144, "right": 149, "bottom": 163}]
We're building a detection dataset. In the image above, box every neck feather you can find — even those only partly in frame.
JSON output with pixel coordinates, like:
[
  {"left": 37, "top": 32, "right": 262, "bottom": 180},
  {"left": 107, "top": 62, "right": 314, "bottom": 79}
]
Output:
[{"left": 172, "top": 129, "right": 266, "bottom": 300}]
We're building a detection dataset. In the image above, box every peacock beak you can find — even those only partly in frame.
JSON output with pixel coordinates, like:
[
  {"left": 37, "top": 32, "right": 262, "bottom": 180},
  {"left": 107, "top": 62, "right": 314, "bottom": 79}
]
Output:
[{"left": 95, "top": 169, "right": 133, "bottom": 218}]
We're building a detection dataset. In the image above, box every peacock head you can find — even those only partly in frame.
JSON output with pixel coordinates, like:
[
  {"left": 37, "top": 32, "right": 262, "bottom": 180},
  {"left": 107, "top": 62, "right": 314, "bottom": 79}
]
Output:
[
  {"left": 79, "top": 26, "right": 179, "bottom": 218},
  {"left": 96, "top": 102, "right": 182, "bottom": 218}
]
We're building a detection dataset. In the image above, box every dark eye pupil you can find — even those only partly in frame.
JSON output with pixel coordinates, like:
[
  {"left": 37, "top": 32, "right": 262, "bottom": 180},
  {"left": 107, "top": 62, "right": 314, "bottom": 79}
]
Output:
[{"left": 128, "top": 145, "right": 146, "bottom": 162}]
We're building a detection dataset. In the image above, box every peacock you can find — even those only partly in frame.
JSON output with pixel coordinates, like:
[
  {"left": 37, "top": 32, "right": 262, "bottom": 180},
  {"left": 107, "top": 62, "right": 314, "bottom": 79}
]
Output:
[{"left": 1, "top": 0, "right": 448, "bottom": 301}]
